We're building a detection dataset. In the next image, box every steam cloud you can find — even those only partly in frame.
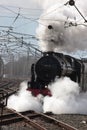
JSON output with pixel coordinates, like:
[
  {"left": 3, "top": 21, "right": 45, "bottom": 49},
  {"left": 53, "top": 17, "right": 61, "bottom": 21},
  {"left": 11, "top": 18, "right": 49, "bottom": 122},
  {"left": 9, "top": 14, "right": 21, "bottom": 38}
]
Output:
[
  {"left": 36, "top": 0, "right": 87, "bottom": 52},
  {"left": 7, "top": 77, "right": 87, "bottom": 115},
  {"left": 7, "top": 81, "right": 43, "bottom": 112},
  {"left": 43, "top": 77, "right": 87, "bottom": 114}
]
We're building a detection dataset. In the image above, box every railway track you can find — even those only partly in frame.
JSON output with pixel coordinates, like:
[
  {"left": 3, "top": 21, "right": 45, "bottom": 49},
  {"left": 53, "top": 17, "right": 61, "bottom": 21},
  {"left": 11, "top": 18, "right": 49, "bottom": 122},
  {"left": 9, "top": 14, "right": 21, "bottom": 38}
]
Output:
[
  {"left": 0, "top": 79, "right": 21, "bottom": 110},
  {"left": 0, "top": 108, "right": 78, "bottom": 130},
  {"left": 0, "top": 79, "right": 85, "bottom": 130}
]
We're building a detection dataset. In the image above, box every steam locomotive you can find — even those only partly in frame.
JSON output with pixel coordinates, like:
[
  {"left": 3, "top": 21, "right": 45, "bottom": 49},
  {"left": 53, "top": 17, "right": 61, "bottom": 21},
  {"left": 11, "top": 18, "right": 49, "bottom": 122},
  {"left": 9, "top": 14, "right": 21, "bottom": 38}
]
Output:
[{"left": 28, "top": 51, "right": 85, "bottom": 96}]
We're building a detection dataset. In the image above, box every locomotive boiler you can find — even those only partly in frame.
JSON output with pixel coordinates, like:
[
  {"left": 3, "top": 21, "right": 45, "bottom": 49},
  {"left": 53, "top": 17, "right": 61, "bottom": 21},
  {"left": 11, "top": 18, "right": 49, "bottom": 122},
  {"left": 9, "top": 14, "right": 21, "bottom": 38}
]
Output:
[{"left": 28, "top": 51, "right": 85, "bottom": 96}]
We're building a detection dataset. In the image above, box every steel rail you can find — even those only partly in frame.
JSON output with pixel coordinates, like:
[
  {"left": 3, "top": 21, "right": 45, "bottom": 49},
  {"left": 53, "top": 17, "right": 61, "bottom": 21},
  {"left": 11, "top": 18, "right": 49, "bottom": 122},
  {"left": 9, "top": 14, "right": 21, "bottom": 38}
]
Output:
[
  {"left": 0, "top": 79, "right": 21, "bottom": 109},
  {"left": 0, "top": 111, "right": 38, "bottom": 120},
  {"left": 5, "top": 108, "right": 46, "bottom": 130},
  {"left": 0, "top": 81, "right": 19, "bottom": 100},
  {"left": 38, "top": 113, "right": 78, "bottom": 130},
  {"left": 4, "top": 108, "right": 78, "bottom": 130},
  {"left": 0, "top": 112, "right": 39, "bottom": 126},
  {"left": 0, "top": 79, "right": 78, "bottom": 130}
]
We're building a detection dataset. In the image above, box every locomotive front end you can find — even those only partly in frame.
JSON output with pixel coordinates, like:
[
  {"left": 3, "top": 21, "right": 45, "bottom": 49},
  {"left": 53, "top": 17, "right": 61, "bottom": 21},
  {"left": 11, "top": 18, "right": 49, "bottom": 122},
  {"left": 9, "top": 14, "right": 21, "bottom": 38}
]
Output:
[
  {"left": 27, "top": 51, "right": 85, "bottom": 96},
  {"left": 35, "top": 52, "right": 61, "bottom": 82}
]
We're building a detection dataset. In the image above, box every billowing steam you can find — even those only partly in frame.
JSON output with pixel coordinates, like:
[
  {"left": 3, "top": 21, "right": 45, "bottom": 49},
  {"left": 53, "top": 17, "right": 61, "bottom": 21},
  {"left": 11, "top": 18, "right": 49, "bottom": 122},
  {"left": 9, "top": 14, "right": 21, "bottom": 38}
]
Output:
[
  {"left": 43, "top": 77, "right": 87, "bottom": 114},
  {"left": 7, "top": 77, "right": 87, "bottom": 114},
  {"left": 36, "top": 0, "right": 87, "bottom": 52},
  {"left": 7, "top": 81, "right": 43, "bottom": 112}
]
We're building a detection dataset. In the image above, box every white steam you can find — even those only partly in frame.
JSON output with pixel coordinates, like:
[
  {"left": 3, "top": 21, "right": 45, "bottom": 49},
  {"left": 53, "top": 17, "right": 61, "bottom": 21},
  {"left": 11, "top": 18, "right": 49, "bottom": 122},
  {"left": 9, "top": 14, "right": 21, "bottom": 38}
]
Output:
[
  {"left": 7, "top": 77, "right": 87, "bottom": 115},
  {"left": 43, "top": 77, "right": 87, "bottom": 114},
  {"left": 7, "top": 81, "right": 43, "bottom": 112},
  {"left": 36, "top": 0, "right": 87, "bottom": 52}
]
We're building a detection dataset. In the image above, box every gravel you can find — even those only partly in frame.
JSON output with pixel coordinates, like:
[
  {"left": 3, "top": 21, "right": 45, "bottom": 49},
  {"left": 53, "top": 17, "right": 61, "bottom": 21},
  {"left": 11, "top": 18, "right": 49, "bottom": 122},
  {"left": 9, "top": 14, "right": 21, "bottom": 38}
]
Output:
[
  {"left": 52, "top": 114, "right": 87, "bottom": 130},
  {"left": 1, "top": 113, "right": 87, "bottom": 130}
]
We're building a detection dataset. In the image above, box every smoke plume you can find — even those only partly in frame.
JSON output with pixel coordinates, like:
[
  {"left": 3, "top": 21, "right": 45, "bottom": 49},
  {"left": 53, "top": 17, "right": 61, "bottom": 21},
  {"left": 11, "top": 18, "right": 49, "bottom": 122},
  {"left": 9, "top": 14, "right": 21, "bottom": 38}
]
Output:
[{"left": 36, "top": 0, "right": 87, "bottom": 52}]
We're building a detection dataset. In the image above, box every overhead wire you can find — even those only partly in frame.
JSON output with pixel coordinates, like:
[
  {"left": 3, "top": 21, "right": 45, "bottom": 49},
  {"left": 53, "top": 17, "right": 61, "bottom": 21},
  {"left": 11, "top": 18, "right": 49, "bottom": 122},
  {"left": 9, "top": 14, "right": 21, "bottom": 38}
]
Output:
[
  {"left": 39, "top": 0, "right": 87, "bottom": 29},
  {"left": 0, "top": 4, "right": 44, "bottom": 11},
  {"left": 0, "top": 4, "right": 48, "bottom": 27},
  {"left": 1, "top": 1, "right": 87, "bottom": 59},
  {"left": 65, "top": 0, "right": 87, "bottom": 22},
  {"left": 0, "top": 3, "right": 78, "bottom": 30},
  {"left": 40, "top": 2, "right": 66, "bottom": 18},
  {"left": 12, "top": 8, "right": 20, "bottom": 24},
  {"left": 0, "top": 5, "right": 37, "bottom": 21},
  {"left": 0, "top": 30, "right": 40, "bottom": 58},
  {"left": 0, "top": 2, "right": 87, "bottom": 29},
  {"left": 0, "top": 3, "right": 73, "bottom": 28},
  {"left": 8, "top": 33, "right": 42, "bottom": 53}
]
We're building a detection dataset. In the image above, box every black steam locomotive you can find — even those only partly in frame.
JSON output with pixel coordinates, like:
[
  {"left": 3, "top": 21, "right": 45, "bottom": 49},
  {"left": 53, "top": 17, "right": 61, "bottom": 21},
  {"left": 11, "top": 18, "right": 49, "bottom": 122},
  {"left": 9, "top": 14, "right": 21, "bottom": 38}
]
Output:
[{"left": 28, "top": 51, "right": 85, "bottom": 96}]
